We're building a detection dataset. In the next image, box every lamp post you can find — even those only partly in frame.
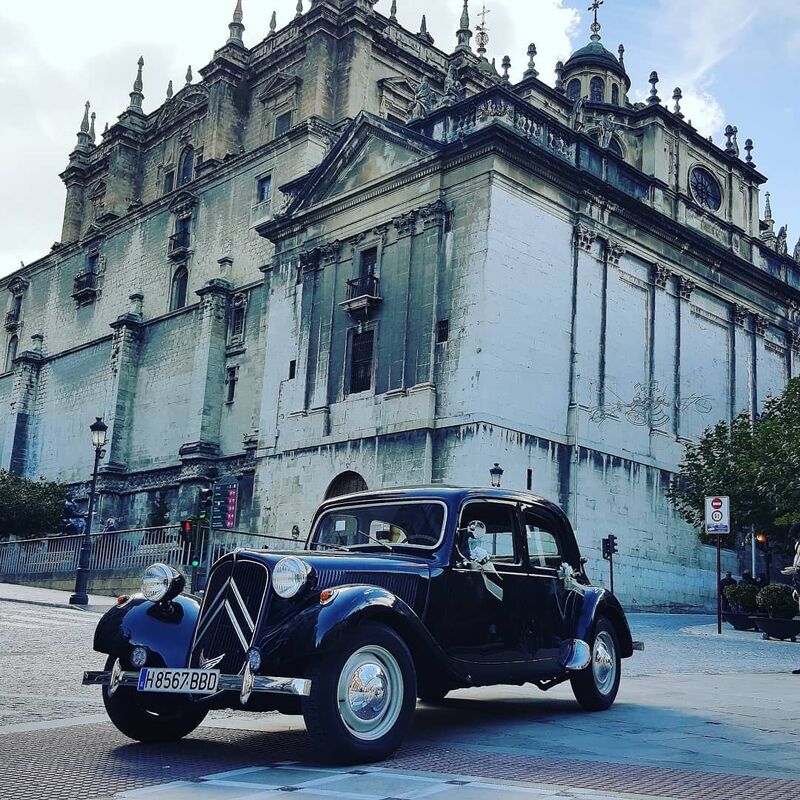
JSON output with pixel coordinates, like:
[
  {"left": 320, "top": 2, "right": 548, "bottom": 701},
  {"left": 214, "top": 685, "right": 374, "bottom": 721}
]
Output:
[
  {"left": 69, "top": 417, "right": 108, "bottom": 605},
  {"left": 489, "top": 462, "right": 504, "bottom": 488}
]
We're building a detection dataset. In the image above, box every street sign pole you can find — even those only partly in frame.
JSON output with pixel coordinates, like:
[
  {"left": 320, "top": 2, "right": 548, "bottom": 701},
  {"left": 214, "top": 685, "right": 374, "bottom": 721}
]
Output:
[{"left": 705, "top": 496, "right": 730, "bottom": 636}]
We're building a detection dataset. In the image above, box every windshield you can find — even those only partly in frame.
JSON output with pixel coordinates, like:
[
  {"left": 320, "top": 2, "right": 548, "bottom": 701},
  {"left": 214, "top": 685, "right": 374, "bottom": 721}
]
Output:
[{"left": 310, "top": 501, "right": 446, "bottom": 551}]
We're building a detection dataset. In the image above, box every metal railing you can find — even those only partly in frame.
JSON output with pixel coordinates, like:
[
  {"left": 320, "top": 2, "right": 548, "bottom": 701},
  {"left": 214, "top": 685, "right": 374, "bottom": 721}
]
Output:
[
  {"left": 72, "top": 271, "right": 99, "bottom": 297},
  {"left": 346, "top": 274, "right": 380, "bottom": 301},
  {"left": 169, "top": 230, "right": 191, "bottom": 254},
  {"left": 0, "top": 525, "right": 303, "bottom": 579},
  {"left": 5, "top": 310, "right": 20, "bottom": 328}
]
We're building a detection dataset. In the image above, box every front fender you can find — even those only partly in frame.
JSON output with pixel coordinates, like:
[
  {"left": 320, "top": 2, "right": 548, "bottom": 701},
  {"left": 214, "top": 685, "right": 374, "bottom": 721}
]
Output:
[
  {"left": 257, "top": 584, "right": 453, "bottom": 677},
  {"left": 93, "top": 593, "right": 201, "bottom": 669},
  {"left": 574, "top": 587, "right": 634, "bottom": 658}
]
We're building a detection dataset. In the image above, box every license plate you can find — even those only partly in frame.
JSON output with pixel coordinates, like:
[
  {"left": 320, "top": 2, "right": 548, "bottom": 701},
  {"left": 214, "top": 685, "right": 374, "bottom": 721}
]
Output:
[{"left": 137, "top": 668, "right": 220, "bottom": 694}]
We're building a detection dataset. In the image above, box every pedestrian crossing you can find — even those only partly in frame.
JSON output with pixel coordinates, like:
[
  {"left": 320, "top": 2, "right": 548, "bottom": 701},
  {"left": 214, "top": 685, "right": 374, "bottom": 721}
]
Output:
[{"left": 0, "top": 602, "right": 99, "bottom": 630}]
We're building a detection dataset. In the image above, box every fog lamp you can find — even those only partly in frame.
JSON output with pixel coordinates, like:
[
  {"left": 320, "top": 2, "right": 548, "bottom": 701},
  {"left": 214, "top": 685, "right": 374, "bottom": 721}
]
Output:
[
  {"left": 130, "top": 646, "right": 148, "bottom": 669},
  {"left": 246, "top": 647, "right": 262, "bottom": 672}
]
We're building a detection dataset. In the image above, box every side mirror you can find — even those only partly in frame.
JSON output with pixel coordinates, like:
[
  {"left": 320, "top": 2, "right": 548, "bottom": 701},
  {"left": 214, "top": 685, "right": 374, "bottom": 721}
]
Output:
[{"left": 467, "top": 520, "right": 487, "bottom": 539}]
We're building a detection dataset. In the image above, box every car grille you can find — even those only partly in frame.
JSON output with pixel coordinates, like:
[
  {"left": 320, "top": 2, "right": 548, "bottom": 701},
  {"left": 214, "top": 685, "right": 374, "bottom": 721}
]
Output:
[
  {"left": 315, "top": 571, "right": 421, "bottom": 609},
  {"left": 190, "top": 558, "right": 269, "bottom": 675}
]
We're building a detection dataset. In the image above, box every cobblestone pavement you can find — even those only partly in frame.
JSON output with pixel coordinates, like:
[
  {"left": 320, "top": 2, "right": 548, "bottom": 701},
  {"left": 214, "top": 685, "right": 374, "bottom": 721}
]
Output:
[{"left": 1, "top": 599, "right": 799, "bottom": 800}]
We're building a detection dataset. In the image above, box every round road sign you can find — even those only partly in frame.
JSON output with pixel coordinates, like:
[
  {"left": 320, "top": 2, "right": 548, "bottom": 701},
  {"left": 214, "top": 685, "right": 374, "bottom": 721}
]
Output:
[
  {"left": 711, "top": 498, "right": 723, "bottom": 511},
  {"left": 711, "top": 510, "right": 723, "bottom": 522}
]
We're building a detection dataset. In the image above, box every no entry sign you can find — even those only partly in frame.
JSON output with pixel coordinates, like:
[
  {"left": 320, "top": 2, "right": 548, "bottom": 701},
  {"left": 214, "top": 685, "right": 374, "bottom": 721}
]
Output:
[{"left": 705, "top": 496, "right": 730, "bottom": 534}]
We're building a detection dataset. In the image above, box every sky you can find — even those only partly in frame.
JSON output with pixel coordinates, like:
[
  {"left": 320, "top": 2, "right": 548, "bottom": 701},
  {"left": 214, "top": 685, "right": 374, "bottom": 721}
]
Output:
[{"left": 0, "top": 0, "right": 798, "bottom": 274}]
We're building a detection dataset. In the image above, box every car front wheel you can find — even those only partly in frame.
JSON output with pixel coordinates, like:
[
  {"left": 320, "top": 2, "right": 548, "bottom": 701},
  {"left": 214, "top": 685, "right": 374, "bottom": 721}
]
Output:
[
  {"left": 303, "top": 622, "right": 417, "bottom": 763},
  {"left": 101, "top": 656, "right": 208, "bottom": 743},
  {"left": 570, "top": 616, "right": 621, "bottom": 711}
]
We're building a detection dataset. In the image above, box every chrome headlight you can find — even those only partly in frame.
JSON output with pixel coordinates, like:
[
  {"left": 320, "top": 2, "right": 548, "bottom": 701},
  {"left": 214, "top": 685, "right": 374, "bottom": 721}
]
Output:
[
  {"left": 141, "top": 563, "right": 185, "bottom": 603},
  {"left": 272, "top": 556, "right": 310, "bottom": 598}
]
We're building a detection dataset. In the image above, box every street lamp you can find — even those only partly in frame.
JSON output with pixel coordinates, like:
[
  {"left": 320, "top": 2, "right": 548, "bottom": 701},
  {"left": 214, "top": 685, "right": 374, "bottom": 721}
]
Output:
[
  {"left": 489, "top": 462, "right": 504, "bottom": 488},
  {"left": 69, "top": 417, "right": 108, "bottom": 605}
]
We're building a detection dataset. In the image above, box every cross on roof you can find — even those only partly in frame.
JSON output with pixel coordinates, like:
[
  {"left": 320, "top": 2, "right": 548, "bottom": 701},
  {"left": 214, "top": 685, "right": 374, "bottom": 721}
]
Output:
[{"left": 588, "top": 0, "right": 604, "bottom": 39}]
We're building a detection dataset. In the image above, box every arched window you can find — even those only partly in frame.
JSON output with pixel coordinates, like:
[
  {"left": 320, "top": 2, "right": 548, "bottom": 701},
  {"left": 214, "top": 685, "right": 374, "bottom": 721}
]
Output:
[
  {"left": 178, "top": 146, "right": 194, "bottom": 187},
  {"left": 5, "top": 335, "right": 18, "bottom": 372},
  {"left": 324, "top": 471, "right": 368, "bottom": 499},
  {"left": 611, "top": 84, "right": 620, "bottom": 105},
  {"left": 590, "top": 76, "right": 605, "bottom": 103},
  {"left": 609, "top": 137, "right": 624, "bottom": 158},
  {"left": 170, "top": 267, "right": 188, "bottom": 311},
  {"left": 566, "top": 79, "right": 581, "bottom": 102}
]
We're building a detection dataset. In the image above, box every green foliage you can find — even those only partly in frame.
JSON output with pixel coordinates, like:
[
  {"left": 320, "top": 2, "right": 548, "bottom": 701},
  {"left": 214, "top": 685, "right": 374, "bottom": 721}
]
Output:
[
  {"left": 723, "top": 583, "right": 759, "bottom": 613},
  {"left": 0, "top": 470, "right": 69, "bottom": 540},
  {"left": 756, "top": 583, "right": 798, "bottom": 619},
  {"left": 668, "top": 377, "right": 800, "bottom": 553}
]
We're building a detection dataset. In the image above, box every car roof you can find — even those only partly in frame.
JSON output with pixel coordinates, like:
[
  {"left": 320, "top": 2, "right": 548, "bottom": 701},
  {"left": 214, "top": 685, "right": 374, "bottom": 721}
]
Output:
[{"left": 316, "top": 485, "right": 572, "bottom": 527}]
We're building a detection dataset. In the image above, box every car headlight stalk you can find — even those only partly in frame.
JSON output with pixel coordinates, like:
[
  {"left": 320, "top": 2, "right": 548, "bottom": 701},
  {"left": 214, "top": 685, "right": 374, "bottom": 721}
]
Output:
[
  {"left": 140, "top": 563, "right": 185, "bottom": 603},
  {"left": 272, "top": 556, "right": 311, "bottom": 598}
]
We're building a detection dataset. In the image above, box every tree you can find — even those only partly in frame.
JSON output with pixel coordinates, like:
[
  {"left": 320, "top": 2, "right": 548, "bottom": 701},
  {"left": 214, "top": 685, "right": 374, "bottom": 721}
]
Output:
[
  {"left": 668, "top": 377, "right": 800, "bottom": 555},
  {"left": 0, "top": 470, "right": 69, "bottom": 540}
]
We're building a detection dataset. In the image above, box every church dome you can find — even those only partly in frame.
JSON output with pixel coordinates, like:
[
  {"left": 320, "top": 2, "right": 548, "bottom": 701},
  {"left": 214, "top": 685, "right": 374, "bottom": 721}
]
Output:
[{"left": 564, "top": 40, "right": 629, "bottom": 87}]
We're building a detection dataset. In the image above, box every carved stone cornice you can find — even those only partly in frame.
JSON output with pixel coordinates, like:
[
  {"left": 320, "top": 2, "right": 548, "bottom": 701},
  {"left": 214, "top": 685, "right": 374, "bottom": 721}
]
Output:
[
  {"left": 607, "top": 239, "right": 626, "bottom": 267},
  {"left": 677, "top": 276, "right": 695, "bottom": 301},
  {"left": 734, "top": 303, "right": 750, "bottom": 327},
  {"left": 575, "top": 223, "right": 597, "bottom": 253},
  {"left": 168, "top": 190, "right": 198, "bottom": 217},
  {"left": 418, "top": 199, "right": 448, "bottom": 229},
  {"left": 319, "top": 241, "right": 341, "bottom": 265},
  {"left": 789, "top": 329, "right": 800, "bottom": 353},
  {"left": 788, "top": 300, "right": 800, "bottom": 326},
  {"left": 299, "top": 249, "right": 320, "bottom": 273},
  {"left": 372, "top": 225, "right": 389, "bottom": 246},
  {"left": 393, "top": 210, "right": 418, "bottom": 237},
  {"left": 8, "top": 277, "right": 29, "bottom": 296},
  {"left": 652, "top": 263, "right": 671, "bottom": 290},
  {"left": 753, "top": 313, "right": 768, "bottom": 337}
]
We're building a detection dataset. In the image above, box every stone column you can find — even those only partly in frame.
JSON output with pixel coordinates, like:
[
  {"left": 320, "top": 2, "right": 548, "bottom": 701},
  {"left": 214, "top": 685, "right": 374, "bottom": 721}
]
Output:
[
  {"left": 1, "top": 334, "right": 44, "bottom": 475},
  {"left": 674, "top": 275, "right": 695, "bottom": 439},
  {"left": 309, "top": 242, "right": 341, "bottom": 414},
  {"left": 393, "top": 211, "right": 417, "bottom": 392}
]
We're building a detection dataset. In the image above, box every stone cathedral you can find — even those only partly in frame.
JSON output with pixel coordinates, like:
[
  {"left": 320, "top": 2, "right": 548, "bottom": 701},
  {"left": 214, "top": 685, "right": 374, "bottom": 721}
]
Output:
[{"left": 2, "top": 0, "right": 797, "bottom": 608}]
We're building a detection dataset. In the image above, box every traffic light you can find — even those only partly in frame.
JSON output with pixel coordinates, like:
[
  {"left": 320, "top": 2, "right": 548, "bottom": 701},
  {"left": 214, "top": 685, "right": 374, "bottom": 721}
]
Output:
[
  {"left": 179, "top": 519, "right": 201, "bottom": 568},
  {"left": 602, "top": 535, "right": 619, "bottom": 560},
  {"left": 198, "top": 488, "right": 213, "bottom": 523}
]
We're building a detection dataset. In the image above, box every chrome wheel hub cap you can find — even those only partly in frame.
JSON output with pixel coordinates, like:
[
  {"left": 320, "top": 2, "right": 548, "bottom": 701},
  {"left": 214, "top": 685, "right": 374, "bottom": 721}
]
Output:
[
  {"left": 592, "top": 631, "right": 617, "bottom": 695},
  {"left": 337, "top": 645, "right": 403, "bottom": 741}
]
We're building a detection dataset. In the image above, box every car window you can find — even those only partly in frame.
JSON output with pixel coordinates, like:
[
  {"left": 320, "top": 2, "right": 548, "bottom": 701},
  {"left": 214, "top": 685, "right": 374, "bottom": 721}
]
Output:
[
  {"left": 525, "top": 514, "right": 562, "bottom": 569},
  {"left": 459, "top": 502, "right": 518, "bottom": 565}
]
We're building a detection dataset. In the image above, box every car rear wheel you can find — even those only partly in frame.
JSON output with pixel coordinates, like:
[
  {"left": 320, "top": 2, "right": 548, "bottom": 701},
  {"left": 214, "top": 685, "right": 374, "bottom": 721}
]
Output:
[
  {"left": 101, "top": 656, "right": 208, "bottom": 743},
  {"left": 570, "top": 617, "right": 621, "bottom": 711},
  {"left": 302, "top": 622, "right": 416, "bottom": 763}
]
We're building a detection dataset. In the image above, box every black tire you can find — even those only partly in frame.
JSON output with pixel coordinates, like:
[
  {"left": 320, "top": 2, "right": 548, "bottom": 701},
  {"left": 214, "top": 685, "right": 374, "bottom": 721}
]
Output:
[
  {"left": 101, "top": 656, "right": 208, "bottom": 743},
  {"left": 570, "top": 616, "right": 621, "bottom": 712},
  {"left": 302, "top": 622, "right": 417, "bottom": 764}
]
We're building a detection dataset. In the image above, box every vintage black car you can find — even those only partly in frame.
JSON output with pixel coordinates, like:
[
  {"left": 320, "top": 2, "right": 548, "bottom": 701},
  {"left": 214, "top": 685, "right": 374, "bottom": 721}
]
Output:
[{"left": 83, "top": 487, "right": 640, "bottom": 762}]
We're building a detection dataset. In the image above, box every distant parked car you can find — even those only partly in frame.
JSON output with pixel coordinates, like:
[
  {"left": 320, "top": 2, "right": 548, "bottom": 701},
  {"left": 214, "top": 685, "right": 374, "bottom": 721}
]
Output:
[{"left": 83, "top": 487, "right": 641, "bottom": 763}]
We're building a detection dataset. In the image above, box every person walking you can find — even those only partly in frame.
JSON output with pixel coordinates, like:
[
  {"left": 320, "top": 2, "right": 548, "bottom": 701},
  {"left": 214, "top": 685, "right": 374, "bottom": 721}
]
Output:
[
  {"left": 781, "top": 525, "right": 800, "bottom": 675},
  {"left": 720, "top": 571, "right": 736, "bottom": 611}
]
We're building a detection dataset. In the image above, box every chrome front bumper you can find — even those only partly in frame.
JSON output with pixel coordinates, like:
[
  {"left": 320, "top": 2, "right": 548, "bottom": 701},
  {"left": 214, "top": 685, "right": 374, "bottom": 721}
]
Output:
[{"left": 82, "top": 663, "right": 311, "bottom": 702}]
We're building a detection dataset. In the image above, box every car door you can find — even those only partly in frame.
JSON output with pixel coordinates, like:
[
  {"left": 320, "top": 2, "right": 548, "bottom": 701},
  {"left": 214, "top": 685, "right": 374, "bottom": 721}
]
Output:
[
  {"left": 520, "top": 506, "right": 570, "bottom": 667},
  {"left": 441, "top": 499, "right": 531, "bottom": 664}
]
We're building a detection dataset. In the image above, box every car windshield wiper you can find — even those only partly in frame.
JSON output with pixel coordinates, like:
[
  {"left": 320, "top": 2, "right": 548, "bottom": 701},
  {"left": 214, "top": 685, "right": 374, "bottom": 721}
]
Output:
[
  {"left": 356, "top": 530, "right": 393, "bottom": 552},
  {"left": 310, "top": 541, "right": 351, "bottom": 552}
]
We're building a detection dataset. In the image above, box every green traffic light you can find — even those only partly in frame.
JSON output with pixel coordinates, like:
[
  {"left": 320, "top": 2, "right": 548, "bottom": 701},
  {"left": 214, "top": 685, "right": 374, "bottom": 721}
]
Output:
[{"left": 191, "top": 558, "right": 200, "bottom": 567}]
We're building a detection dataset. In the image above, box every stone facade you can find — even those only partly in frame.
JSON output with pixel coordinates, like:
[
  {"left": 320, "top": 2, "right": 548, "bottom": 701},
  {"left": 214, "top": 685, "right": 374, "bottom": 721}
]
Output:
[{"left": 2, "top": 0, "right": 799, "bottom": 608}]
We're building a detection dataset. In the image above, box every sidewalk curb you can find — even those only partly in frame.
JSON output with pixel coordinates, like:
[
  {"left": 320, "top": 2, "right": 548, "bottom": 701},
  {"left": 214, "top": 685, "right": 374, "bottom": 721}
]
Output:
[{"left": 0, "top": 596, "right": 112, "bottom": 613}]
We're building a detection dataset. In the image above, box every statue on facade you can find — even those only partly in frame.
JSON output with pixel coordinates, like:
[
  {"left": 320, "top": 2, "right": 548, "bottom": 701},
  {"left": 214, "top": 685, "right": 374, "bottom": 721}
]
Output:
[
  {"left": 794, "top": 237, "right": 800, "bottom": 263},
  {"left": 442, "top": 65, "right": 465, "bottom": 107},
  {"left": 570, "top": 95, "right": 586, "bottom": 131},
  {"left": 598, "top": 114, "right": 616, "bottom": 149},
  {"left": 777, "top": 225, "right": 789, "bottom": 256},
  {"left": 409, "top": 77, "right": 434, "bottom": 119}
]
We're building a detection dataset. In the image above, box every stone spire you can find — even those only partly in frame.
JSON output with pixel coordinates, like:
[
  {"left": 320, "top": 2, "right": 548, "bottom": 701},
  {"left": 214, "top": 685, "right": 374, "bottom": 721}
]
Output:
[
  {"left": 672, "top": 87, "right": 684, "bottom": 119},
  {"left": 166, "top": 80, "right": 174, "bottom": 100},
  {"left": 455, "top": 0, "right": 472, "bottom": 53},
  {"left": 764, "top": 191, "right": 774, "bottom": 233},
  {"left": 618, "top": 43, "right": 625, "bottom": 69},
  {"left": 185, "top": 66, "right": 193, "bottom": 87},
  {"left": 389, "top": 0, "right": 397, "bottom": 21},
  {"left": 89, "top": 111, "right": 96, "bottom": 145},
  {"left": 554, "top": 61, "right": 565, "bottom": 93},
  {"left": 501, "top": 55, "right": 511, "bottom": 83},
  {"left": 227, "top": 0, "right": 245, "bottom": 47},
  {"left": 524, "top": 43, "right": 538, "bottom": 79},
  {"left": 75, "top": 101, "right": 92, "bottom": 152},
  {"left": 128, "top": 57, "right": 145, "bottom": 113},
  {"left": 295, "top": 0, "right": 303, "bottom": 18},
  {"left": 647, "top": 71, "right": 660, "bottom": 105},
  {"left": 269, "top": 10, "right": 277, "bottom": 34},
  {"left": 744, "top": 138, "right": 755, "bottom": 168},
  {"left": 417, "top": 15, "right": 434, "bottom": 44}
]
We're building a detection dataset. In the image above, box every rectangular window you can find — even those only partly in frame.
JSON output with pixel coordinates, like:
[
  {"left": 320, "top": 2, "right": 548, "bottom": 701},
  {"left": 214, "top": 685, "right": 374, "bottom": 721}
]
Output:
[
  {"left": 436, "top": 319, "right": 449, "bottom": 344},
  {"left": 226, "top": 367, "right": 238, "bottom": 404},
  {"left": 163, "top": 170, "right": 175, "bottom": 194},
  {"left": 444, "top": 211, "right": 454, "bottom": 233},
  {"left": 231, "top": 306, "right": 245, "bottom": 340},
  {"left": 525, "top": 515, "right": 562, "bottom": 570},
  {"left": 459, "top": 502, "right": 518, "bottom": 564},
  {"left": 87, "top": 252, "right": 100, "bottom": 274},
  {"left": 359, "top": 247, "right": 378, "bottom": 278},
  {"left": 256, "top": 175, "right": 272, "bottom": 205},
  {"left": 526, "top": 469, "right": 533, "bottom": 491},
  {"left": 288, "top": 360, "right": 297, "bottom": 380},
  {"left": 349, "top": 329, "right": 374, "bottom": 394},
  {"left": 275, "top": 111, "right": 292, "bottom": 137}
]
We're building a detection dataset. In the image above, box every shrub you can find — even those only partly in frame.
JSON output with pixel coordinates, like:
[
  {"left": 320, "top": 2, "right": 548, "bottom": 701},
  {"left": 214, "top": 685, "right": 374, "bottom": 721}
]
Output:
[
  {"left": 756, "top": 583, "right": 798, "bottom": 619},
  {"left": 724, "top": 583, "right": 760, "bottom": 613}
]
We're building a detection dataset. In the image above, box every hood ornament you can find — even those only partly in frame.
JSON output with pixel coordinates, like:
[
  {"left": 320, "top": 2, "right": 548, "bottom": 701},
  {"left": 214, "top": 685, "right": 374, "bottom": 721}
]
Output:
[{"left": 199, "top": 650, "right": 225, "bottom": 670}]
